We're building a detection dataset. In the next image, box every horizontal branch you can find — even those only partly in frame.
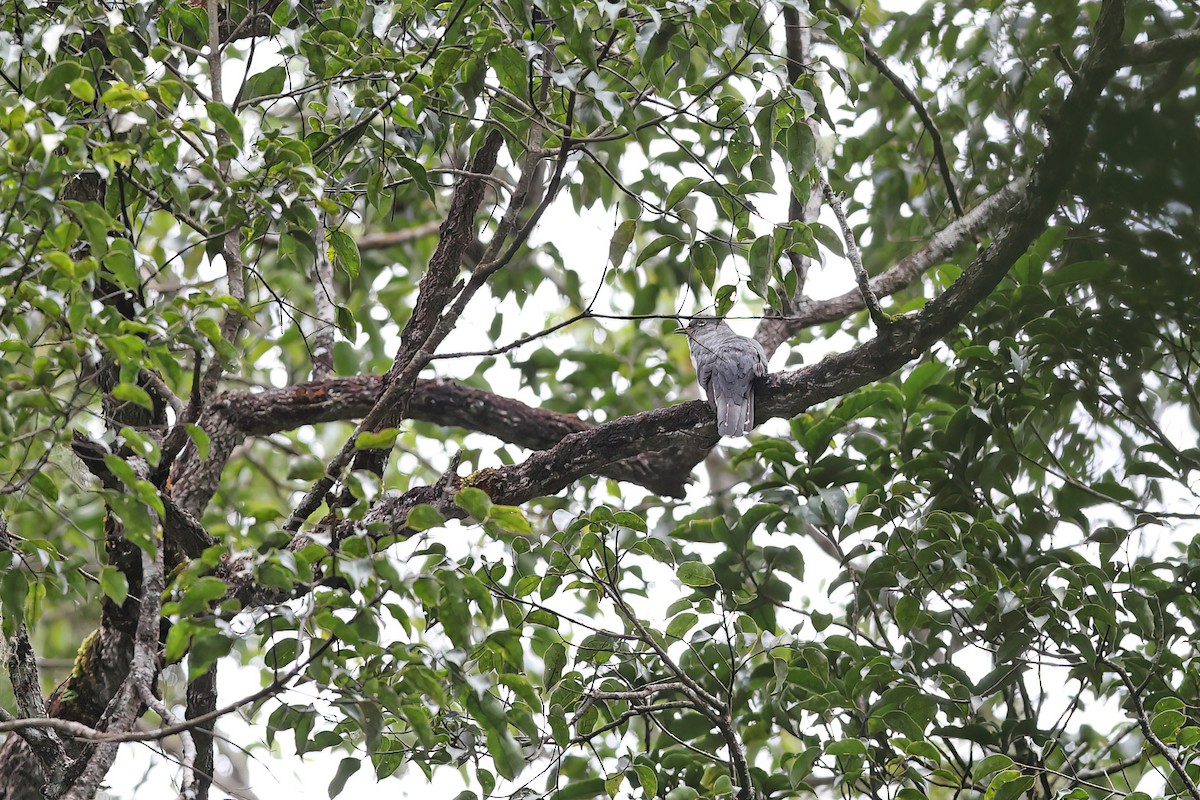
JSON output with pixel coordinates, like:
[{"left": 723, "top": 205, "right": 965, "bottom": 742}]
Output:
[
  {"left": 336, "top": 0, "right": 1127, "bottom": 540},
  {"left": 1119, "top": 28, "right": 1200, "bottom": 65},
  {"left": 169, "top": 376, "right": 692, "bottom": 518},
  {"left": 357, "top": 221, "right": 442, "bottom": 251}
]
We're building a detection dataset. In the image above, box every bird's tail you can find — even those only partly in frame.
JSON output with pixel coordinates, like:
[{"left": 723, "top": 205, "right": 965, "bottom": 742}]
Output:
[{"left": 715, "top": 391, "right": 754, "bottom": 437}]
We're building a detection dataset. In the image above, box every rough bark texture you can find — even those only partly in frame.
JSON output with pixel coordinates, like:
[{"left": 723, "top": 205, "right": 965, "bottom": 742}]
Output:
[{"left": 171, "top": 375, "right": 693, "bottom": 514}]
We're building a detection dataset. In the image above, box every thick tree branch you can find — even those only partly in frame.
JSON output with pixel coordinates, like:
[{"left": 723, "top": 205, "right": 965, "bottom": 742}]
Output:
[
  {"left": 281, "top": 131, "right": 506, "bottom": 530},
  {"left": 1119, "top": 28, "right": 1200, "bottom": 64},
  {"left": 309, "top": 212, "right": 336, "bottom": 382},
  {"left": 332, "top": 0, "right": 1128, "bottom": 544},
  {"left": 168, "top": 376, "right": 691, "bottom": 518}
]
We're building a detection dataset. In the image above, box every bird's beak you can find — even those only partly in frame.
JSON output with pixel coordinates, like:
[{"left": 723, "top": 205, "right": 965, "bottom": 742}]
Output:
[{"left": 673, "top": 326, "right": 686, "bottom": 335}]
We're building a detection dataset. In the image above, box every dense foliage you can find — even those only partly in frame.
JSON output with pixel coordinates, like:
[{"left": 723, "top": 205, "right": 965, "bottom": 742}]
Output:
[{"left": 0, "top": 0, "right": 1198, "bottom": 798}]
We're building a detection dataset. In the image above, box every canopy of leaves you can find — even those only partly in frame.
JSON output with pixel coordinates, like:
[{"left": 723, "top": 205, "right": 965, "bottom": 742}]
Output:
[{"left": 0, "top": 0, "right": 1198, "bottom": 799}]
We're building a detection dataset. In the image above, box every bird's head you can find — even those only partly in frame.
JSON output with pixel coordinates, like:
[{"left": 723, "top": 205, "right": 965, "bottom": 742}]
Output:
[{"left": 674, "top": 317, "right": 723, "bottom": 338}]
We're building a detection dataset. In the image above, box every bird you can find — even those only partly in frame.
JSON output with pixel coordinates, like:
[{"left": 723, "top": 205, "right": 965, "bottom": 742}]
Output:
[{"left": 676, "top": 317, "right": 768, "bottom": 437}]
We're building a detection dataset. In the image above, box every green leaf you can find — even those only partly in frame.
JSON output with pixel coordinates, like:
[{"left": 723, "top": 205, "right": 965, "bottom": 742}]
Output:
[
  {"left": 983, "top": 769, "right": 1022, "bottom": 800},
  {"left": 714, "top": 284, "right": 736, "bottom": 316},
  {"left": 184, "top": 424, "right": 210, "bottom": 460},
  {"left": 398, "top": 156, "right": 436, "bottom": 202},
  {"left": 69, "top": 78, "right": 95, "bottom": 103},
  {"left": 612, "top": 511, "right": 646, "bottom": 532},
  {"left": 178, "top": 576, "right": 229, "bottom": 615},
  {"left": 993, "top": 775, "right": 1035, "bottom": 800},
  {"left": 676, "top": 562, "right": 716, "bottom": 587},
  {"left": 1151, "top": 709, "right": 1185, "bottom": 740},
  {"left": 665, "top": 177, "right": 703, "bottom": 211},
  {"left": 692, "top": 240, "right": 717, "bottom": 289},
  {"left": 485, "top": 727, "right": 524, "bottom": 780},
  {"left": 893, "top": 595, "right": 919, "bottom": 630},
  {"left": 38, "top": 62, "right": 83, "bottom": 100},
  {"left": 635, "top": 234, "right": 680, "bottom": 267},
  {"left": 328, "top": 229, "right": 361, "bottom": 279},
  {"left": 973, "top": 754, "right": 1014, "bottom": 779},
  {"left": 207, "top": 102, "right": 244, "bottom": 148},
  {"left": 666, "top": 611, "right": 698, "bottom": 639},
  {"left": 112, "top": 382, "right": 154, "bottom": 411},
  {"left": 609, "top": 219, "right": 637, "bottom": 267},
  {"left": 787, "top": 122, "right": 817, "bottom": 177},
  {"left": 826, "top": 738, "right": 867, "bottom": 756},
  {"left": 552, "top": 778, "right": 607, "bottom": 800},
  {"left": 543, "top": 642, "right": 567, "bottom": 686},
  {"left": 327, "top": 757, "right": 360, "bottom": 798},
  {"left": 335, "top": 305, "right": 357, "bottom": 338},
  {"left": 98, "top": 565, "right": 129, "bottom": 606},
  {"left": 406, "top": 504, "right": 445, "bottom": 531},
  {"left": 748, "top": 234, "right": 772, "bottom": 298},
  {"left": 354, "top": 428, "right": 399, "bottom": 450},
  {"left": 455, "top": 487, "right": 492, "bottom": 521},
  {"left": 242, "top": 66, "right": 287, "bottom": 103},
  {"left": 100, "top": 82, "right": 149, "bottom": 107},
  {"left": 265, "top": 638, "right": 298, "bottom": 670},
  {"left": 487, "top": 505, "right": 533, "bottom": 536},
  {"left": 1044, "top": 259, "right": 1112, "bottom": 290},
  {"left": 632, "top": 764, "right": 657, "bottom": 797}
]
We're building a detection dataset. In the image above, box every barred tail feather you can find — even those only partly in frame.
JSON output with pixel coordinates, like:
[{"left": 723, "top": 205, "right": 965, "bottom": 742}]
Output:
[{"left": 715, "top": 392, "right": 754, "bottom": 437}]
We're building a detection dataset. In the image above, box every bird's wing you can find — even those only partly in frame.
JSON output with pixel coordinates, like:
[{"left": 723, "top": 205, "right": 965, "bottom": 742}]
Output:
[{"left": 752, "top": 338, "right": 768, "bottom": 376}]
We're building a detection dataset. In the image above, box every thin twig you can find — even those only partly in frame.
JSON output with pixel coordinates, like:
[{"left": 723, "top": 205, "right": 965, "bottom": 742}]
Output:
[
  {"left": 1052, "top": 45, "right": 1082, "bottom": 82},
  {"left": 1100, "top": 656, "right": 1200, "bottom": 800},
  {"left": 828, "top": 0, "right": 963, "bottom": 216},
  {"left": 138, "top": 684, "right": 197, "bottom": 800},
  {"left": 819, "top": 175, "right": 890, "bottom": 329},
  {"left": 431, "top": 311, "right": 592, "bottom": 359}
]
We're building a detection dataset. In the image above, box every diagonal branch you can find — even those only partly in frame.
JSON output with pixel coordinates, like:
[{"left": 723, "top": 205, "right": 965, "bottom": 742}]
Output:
[
  {"left": 281, "top": 131, "right": 506, "bottom": 531},
  {"left": 830, "top": 0, "right": 964, "bottom": 216},
  {"left": 820, "top": 175, "right": 889, "bottom": 329},
  {"left": 287, "top": 68, "right": 578, "bottom": 531},
  {"left": 167, "top": 376, "right": 692, "bottom": 520},
  {"left": 766, "top": 177, "right": 1023, "bottom": 347},
  {"left": 1100, "top": 656, "right": 1200, "bottom": 800},
  {"left": 332, "top": 0, "right": 1129, "bottom": 545}
]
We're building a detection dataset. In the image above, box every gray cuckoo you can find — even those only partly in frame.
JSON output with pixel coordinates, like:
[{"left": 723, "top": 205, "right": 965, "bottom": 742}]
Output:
[{"left": 677, "top": 318, "right": 768, "bottom": 436}]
